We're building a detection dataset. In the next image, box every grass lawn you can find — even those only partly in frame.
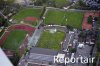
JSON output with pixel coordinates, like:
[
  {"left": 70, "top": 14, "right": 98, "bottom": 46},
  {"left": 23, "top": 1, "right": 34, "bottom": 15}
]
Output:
[
  {"left": 35, "top": 0, "right": 70, "bottom": 8},
  {"left": 13, "top": 8, "right": 42, "bottom": 20},
  {"left": 8, "top": 0, "right": 14, "bottom": 3},
  {"left": 55, "top": 0, "right": 70, "bottom": 8},
  {"left": 37, "top": 30, "right": 65, "bottom": 51},
  {"left": 12, "top": 8, "right": 42, "bottom": 26},
  {"left": 45, "top": 10, "right": 84, "bottom": 29},
  {"left": 2, "top": 30, "right": 27, "bottom": 52}
]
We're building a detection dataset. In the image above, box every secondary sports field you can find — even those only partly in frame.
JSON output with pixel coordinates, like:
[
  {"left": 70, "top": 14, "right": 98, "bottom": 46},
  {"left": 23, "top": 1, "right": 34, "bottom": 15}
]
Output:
[
  {"left": 37, "top": 30, "right": 65, "bottom": 51},
  {"left": 55, "top": 0, "right": 70, "bottom": 8},
  {"left": 2, "top": 30, "right": 27, "bottom": 53},
  {"left": 13, "top": 8, "right": 42, "bottom": 20},
  {"left": 13, "top": 8, "right": 42, "bottom": 26},
  {"left": 45, "top": 10, "right": 84, "bottom": 29}
]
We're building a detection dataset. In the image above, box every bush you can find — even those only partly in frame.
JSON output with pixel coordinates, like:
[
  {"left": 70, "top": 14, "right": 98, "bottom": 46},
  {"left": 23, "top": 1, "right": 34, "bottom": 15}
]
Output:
[
  {"left": 97, "top": 42, "right": 100, "bottom": 52},
  {"left": 93, "top": 52, "right": 100, "bottom": 66},
  {"left": 66, "top": 25, "right": 73, "bottom": 31},
  {"left": 70, "top": 48, "right": 76, "bottom": 53},
  {"left": 94, "top": 17, "right": 98, "bottom": 21},
  {"left": 97, "top": 18, "right": 100, "bottom": 24},
  {"left": 78, "top": 0, "right": 87, "bottom": 7}
]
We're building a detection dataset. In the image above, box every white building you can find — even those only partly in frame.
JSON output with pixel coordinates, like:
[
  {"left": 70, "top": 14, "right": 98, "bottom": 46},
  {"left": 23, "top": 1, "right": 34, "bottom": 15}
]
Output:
[{"left": 0, "top": 47, "right": 13, "bottom": 66}]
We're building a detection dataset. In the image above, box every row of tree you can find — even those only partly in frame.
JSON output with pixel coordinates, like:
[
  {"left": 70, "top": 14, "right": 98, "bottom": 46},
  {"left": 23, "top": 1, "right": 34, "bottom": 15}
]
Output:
[
  {"left": 0, "top": 17, "right": 8, "bottom": 27},
  {"left": 34, "top": 0, "right": 69, "bottom": 8},
  {"left": 0, "top": 0, "right": 15, "bottom": 9},
  {"left": 34, "top": 0, "right": 56, "bottom": 7},
  {"left": 87, "top": 15, "right": 100, "bottom": 24}
]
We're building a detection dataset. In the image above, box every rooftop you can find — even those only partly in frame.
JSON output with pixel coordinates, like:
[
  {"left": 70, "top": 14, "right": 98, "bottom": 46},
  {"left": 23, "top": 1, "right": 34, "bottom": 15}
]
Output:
[{"left": 30, "top": 47, "right": 58, "bottom": 56}]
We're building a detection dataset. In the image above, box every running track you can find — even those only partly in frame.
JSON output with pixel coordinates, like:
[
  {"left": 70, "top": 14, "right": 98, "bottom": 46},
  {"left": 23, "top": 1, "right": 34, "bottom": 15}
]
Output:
[{"left": 0, "top": 24, "right": 35, "bottom": 46}]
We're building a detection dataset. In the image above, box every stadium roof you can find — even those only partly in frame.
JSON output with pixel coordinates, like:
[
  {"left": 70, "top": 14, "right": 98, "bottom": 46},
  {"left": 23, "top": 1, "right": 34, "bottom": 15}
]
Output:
[{"left": 0, "top": 47, "right": 13, "bottom": 66}]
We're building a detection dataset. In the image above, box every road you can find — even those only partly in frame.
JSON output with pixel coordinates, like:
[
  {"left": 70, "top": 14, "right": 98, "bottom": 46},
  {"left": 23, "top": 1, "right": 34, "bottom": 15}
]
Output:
[
  {"left": 63, "top": 32, "right": 75, "bottom": 50},
  {"left": 27, "top": 21, "right": 43, "bottom": 48}
]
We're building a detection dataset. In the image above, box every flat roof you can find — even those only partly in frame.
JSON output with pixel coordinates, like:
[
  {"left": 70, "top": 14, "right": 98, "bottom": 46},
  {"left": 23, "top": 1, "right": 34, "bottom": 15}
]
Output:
[
  {"left": 0, "top": 47, "right": 13, "bottom": 66},
  {"left": 30, "top": 47, "right": 58, "bottom": 56}
]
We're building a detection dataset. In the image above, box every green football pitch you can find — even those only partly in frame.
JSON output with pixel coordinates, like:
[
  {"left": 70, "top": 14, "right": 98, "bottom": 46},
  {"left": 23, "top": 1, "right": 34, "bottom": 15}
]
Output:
[
  {"left": 37, "top": 30, "right": 65, "bottom": 51},
  {"left": 45, "top": 10, "right": 84, "bottom": 29},
  {"left": 2, "top": 30, "right": 27, "bottom": 52}
]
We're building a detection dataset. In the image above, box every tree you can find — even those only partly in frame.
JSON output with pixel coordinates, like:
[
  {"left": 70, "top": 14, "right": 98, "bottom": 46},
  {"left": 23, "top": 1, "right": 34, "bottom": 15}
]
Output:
[
  {"left": 0, "top": 17, "right": 9, "bottom": 27},
  {"left": 66, "top": 25, "right": 73, "bottom": 30},
  {"left": 94, "top": 17, "right": 98, "bottom": 21},
  {"left": 34, "top": 0, "right": 47, "bottom": 6},
  {"left": 10, "top": 53, "right": 20, "bottom": 66},
  {"left": 70, "top": 48, "right": 76, "bottom": 53},
  {"left": 0, "top": 0, "right": 14, "bottom": 8},
  {"left": 78, "top": 0, "right": 87, "bottom": 7},
  {"left": 0, "top": 0, "right": 5, "bottom": 9},
  {"left": 3, "top": 0, "right": 14, "bottom": 4},
  {"left": 79, "top": 31, "right": 86, "bottom": 38},
  {"left": 34, "top": 0, "right": 43, "bottom": 6},
  {"left": 87, "top": 15, "right": 93, "bottom": 24}
]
